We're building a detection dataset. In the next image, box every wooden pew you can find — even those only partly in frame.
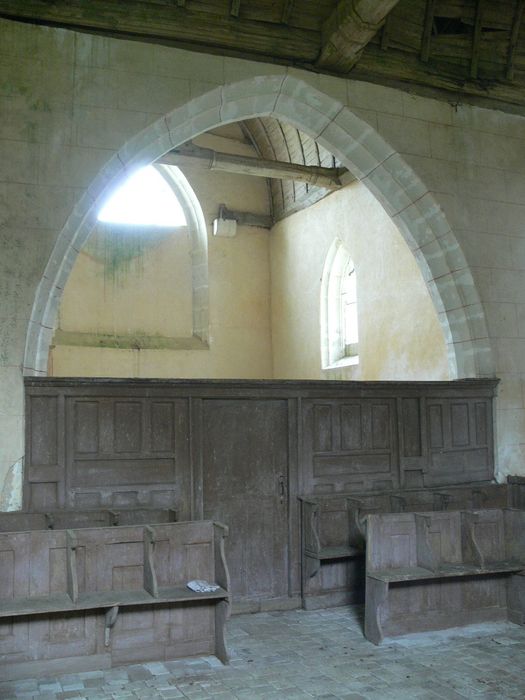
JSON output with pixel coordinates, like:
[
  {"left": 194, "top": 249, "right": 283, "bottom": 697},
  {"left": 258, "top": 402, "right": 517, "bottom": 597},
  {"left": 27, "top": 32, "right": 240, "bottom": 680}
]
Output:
[
  {"left": 300, "top": 483, "right": 511, "bottom": 609},
  {"left": 0, "top": 520, "right": 230, "bottom": 680},
  {"left": 364, "top": 508, "right": 525, "bottom": 644}
]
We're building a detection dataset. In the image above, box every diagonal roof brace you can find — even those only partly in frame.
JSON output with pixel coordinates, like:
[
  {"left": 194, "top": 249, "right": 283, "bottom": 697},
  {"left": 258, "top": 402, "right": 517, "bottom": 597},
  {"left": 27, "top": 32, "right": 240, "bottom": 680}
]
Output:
[
  {"left": 318, "top": 0, "right": 402, "bottom": 72},
  {"left": 159, "top": 143, "right": 350, "bottom": 190}
]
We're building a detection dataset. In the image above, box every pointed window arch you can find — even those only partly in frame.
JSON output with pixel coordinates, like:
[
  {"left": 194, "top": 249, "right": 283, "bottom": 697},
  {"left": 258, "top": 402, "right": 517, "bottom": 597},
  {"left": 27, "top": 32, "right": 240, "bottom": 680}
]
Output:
[
  {"left": 321, "top": 239, "right": 359, "bottom": 369},
  {"left": 98, "top": 165, "right": 187, "bottom": 227}
]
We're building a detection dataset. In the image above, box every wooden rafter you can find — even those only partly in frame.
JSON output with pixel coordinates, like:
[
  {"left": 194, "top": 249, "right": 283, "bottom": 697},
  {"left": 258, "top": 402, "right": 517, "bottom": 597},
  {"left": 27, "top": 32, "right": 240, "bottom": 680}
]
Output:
[
  {"left": 420, "top": 0, "right": 435, "bottom": 63},
  {"left": 159, "top": 144, "right": 349, "bottom": 190},
  {"left": 230, "top": 0, "right": 241, "bottom": 18},
  {"left": 281, "top": 0, "right": 294, "bottom": 25},
  {"left": 507, "top": 0, "right": 525, "bottom": 81},
  {"left": 0, "top": 0, "right": 319, "bottom": 62},
  {"left": 470, "top": 0, "right": 484, "bottom": 79},
  {"left": 317, "top": 0, "right": 401, "bottom": 73},
  {"left": 381, "top": 12, "right": 391, "bottom": 51},
  {"left": 353, "top": 44, "right": 525, "bottom": 111}
]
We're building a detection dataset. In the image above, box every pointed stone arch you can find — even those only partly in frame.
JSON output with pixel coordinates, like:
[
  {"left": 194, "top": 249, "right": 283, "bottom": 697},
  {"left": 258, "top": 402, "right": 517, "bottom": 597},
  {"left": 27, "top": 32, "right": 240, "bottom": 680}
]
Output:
[{"left": 24, "top": 74, "right": 493, "bottom": 379}]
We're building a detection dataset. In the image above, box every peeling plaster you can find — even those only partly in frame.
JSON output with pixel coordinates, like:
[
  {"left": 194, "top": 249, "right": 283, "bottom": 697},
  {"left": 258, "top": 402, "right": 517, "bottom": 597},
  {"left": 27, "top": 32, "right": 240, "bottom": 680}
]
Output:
[{"left": 0, "top": 458, "right": 23, "bottom": 511}]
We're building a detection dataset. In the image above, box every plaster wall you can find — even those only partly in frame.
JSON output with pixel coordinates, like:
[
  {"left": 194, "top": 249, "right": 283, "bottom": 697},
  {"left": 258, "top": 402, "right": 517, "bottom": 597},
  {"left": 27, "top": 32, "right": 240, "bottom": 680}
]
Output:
[
  {"left": 1, "top": 18, "right": 525, "bottom": 506},
  {"left": 50, "top": 223, "right": 273, "bottom": 380},
  {"left": 271, "top": 183, "right": 450, "bottom": 382},
  {"left": 55, "top": 224, "right": 194, "bottom": 339}
]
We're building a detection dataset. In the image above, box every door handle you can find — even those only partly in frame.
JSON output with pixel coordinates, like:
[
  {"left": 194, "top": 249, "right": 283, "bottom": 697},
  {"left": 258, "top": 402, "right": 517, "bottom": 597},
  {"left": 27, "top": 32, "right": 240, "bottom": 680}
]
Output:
[{"left": 278, "top": 475, "right": 286, "bottom": 504}]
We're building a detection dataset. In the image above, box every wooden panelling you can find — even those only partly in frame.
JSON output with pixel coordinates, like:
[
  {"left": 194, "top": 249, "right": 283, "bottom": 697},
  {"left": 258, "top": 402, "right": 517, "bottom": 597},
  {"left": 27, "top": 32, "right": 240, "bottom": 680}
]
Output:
[
  {"left": 24, "top": 378, "right": 498, "bottom": 609},
  {"left": 62, "top": 396, "right": 189, "bottom": 512},
  {"left": 303, "top": 398, "right": 398, "bottom": 493},
  {"left": 426, "top": 398, "right": 493, "bottom": 485}
]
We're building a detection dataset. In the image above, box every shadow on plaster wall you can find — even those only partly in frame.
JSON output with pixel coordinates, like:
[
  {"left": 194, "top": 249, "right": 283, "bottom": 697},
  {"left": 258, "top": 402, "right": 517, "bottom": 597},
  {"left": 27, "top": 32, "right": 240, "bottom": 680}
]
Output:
[{"left": 24, "top": 74, "right": 494, "bottom": 381}]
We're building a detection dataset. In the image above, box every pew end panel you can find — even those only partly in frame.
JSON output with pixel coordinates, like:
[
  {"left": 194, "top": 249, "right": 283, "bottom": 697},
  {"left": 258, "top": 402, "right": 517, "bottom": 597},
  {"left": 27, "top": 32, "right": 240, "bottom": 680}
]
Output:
[{"left": 299, "top": 496, "right": 365, "bottom": 610}]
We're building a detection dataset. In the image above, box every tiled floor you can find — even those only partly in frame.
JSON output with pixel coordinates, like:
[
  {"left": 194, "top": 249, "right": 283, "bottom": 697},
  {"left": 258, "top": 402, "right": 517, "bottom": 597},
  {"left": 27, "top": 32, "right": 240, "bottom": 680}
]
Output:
[{"left": 1, "top": 606, "right": 525, "bottom": 699}]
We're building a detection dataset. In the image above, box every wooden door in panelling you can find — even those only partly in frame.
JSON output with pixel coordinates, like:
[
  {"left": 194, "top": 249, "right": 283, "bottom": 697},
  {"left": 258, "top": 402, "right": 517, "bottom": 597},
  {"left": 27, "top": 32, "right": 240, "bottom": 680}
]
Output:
[{"left": 201, "top": 399, "right": 289, "bottom": 605}]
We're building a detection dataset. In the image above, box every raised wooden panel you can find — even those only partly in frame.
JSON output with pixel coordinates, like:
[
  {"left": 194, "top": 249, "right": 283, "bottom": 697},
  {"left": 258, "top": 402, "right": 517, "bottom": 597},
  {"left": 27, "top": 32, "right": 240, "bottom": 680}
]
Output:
[
  {"left": 428, "top": 404, "right": 444, "bottom": 448},
  {"left": 62, "top": 396, "right": 186, "bottom": 510},
  {"left": 27, "top": 482, "right": 59, "bottom": 511},
  {"left": 303, "top": 398, "right": 398, "bottom": 493},
  {"left": 74, "top": 402, "right": 99, "bottom": 454},
  {"left": 313, "top": 454, "right": 392, "bottom": 477},
  {"left": 475, "top": 402, "right": 488, "bottom": 445},
  {"left": 76, "top": 528, "right": 144, "bottom": 594},
  {"left": 313, "top": 404, "right": 332, "bottom": 451},
  {"left": 142, "top": 522, "right": 216, "bottom": 595},
  {"left": 402, "top": 397, "right": 422, "bottom": 458},
  {"left": 30, "top": 396, "right": 58, "bottom": 466},
  {"left": 372, "top": 404, "right": 390, "bottom": 449},
  {"left": 469, "top": 510, "right": 506, "bottom": 564},
  {"left": 451, "top": 403, "right": 469, "bottom": 447},
  {"left": 114, "top": 402, "right": 142, "bottom": 453},
  {"left": 0, "top": 617, "right": 30, "bottom": 658},
  {"left": 72, "top": 459, "right": 175, "bottom": 487},
  {"left": 33, "top": 612, "right": 99, "bottom": 661},
  {"left": 151, "top": 402, "right": 175, "bottom": 452},
  {"left": 426, "top": 398, "right": 493, "bottom": 486},
  {"left": 0, "top": 549, "right": 15, "bottom": 597},
  {"left": 373, "top": 515, "right": 417, "bottom": 570},
  {"left": 341, "top": 404, "right": 362, "bottom": 450}
]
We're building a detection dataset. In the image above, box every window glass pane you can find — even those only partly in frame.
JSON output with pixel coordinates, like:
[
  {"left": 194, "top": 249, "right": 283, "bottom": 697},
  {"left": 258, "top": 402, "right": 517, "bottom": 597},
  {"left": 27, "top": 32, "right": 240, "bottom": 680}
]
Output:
[
  {"left": 98, "top": 165, "right": 186, "bottom": 227},
  {"left": 342, "top": 265, "right": 358, "bottom": 349}
]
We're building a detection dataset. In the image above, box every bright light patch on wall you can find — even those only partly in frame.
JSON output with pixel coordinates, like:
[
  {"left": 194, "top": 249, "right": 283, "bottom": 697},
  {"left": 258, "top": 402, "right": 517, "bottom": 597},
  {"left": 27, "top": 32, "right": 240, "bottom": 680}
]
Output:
[{"left": 98, "top": 166, "right": 186, "bottom": 226}]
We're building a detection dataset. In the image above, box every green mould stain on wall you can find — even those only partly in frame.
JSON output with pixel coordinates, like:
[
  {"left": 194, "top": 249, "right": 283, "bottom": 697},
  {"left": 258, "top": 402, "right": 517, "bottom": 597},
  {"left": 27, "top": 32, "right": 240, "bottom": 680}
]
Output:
[{"left": 85, "top": 222, "right": 174, "bottom": 287}]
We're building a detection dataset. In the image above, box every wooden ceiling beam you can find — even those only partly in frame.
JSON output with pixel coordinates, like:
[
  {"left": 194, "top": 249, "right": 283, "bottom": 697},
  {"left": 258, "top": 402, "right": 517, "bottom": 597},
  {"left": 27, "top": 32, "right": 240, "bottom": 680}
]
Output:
[
  {"left": 159, "top": 144, "right": 350, "bottom": 190},
  {"left": 507, "top": 0, "right": 525, "bottom": 81},
  {"left": 0, "top": 0, "right": 319, "bottom": 62},
  {"left": 317, "top": 0, "right": 402, "bottom": 73},
  {"left": 353, "top": 44, "right": 525, "bottom": 111}
]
